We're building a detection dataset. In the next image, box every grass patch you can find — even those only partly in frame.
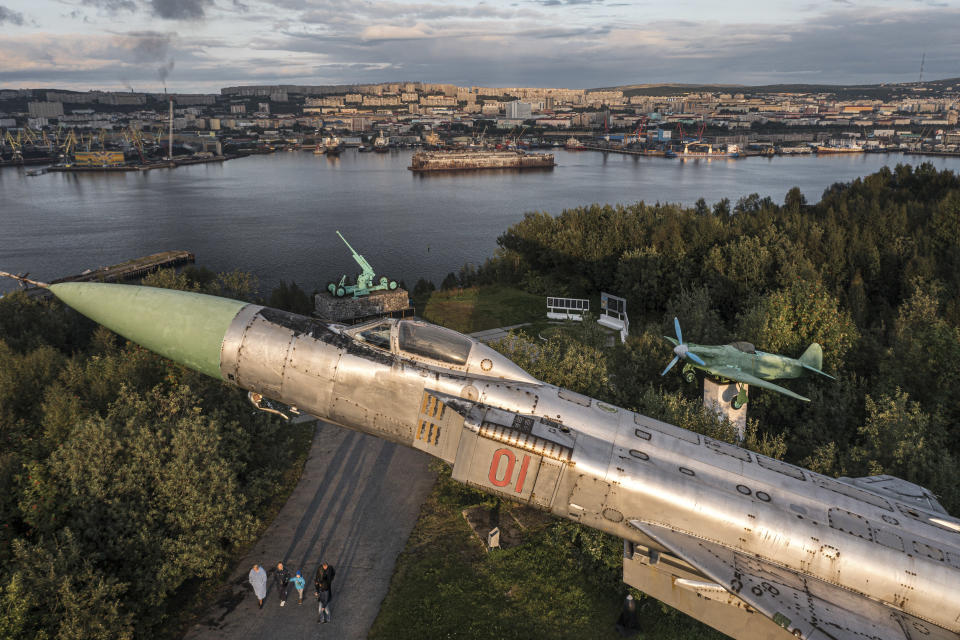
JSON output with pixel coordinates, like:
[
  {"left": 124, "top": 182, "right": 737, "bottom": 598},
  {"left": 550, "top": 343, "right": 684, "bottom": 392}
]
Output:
[
  {"left": 370, "top": 462, "right": 728, "bottom": 640},
  {"left": 420, "top": 285, "right": 544, "bottom": 333}
]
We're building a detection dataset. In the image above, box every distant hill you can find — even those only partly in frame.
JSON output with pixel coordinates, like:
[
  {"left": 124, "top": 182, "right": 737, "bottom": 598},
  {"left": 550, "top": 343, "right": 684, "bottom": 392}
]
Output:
[{"left": 600, "top": 77, "right": 960, "bottom": 99}]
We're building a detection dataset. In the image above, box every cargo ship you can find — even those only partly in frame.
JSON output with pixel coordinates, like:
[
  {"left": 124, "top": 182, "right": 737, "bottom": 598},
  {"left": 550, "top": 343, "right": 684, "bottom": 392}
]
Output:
[
  {"left": 677, "top": 142, "right": 739, "bottom": 159},
  {"left": 815, "top": 143, "right": 864, "bottom": 154},
  {"left": 323, "top": 136, "right": 344, "bottom": 156},
  {"left": 408, "top": 150, "right": 555, "bottom": 172},
  {"left": 777, "top": 145, "right": 814, "bottom": 155}
]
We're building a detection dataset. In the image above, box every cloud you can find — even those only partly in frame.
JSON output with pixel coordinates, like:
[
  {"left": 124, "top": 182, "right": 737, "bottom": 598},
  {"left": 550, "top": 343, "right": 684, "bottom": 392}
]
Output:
[
  {"left": 125, "top": 31, "right": 173, "bottom": 62},
  {"left": 2, "top": 3, "right": 960, "bottom": 91},
  {"left": 0, "top": 4, "right": 25, "bottom": 24},
  {"left": 78, "top": 0, "right": 137, "bottom": 13},
  {"left": 244, "top": 5, "right": 960, "bottom": 88},
  {"left": 360, "top": 23, "right": 433, "bottom": 41},
  {"left": 149, "top": 0, "right": 213, "bottom": 19},
  {"left": 536, "top": 0, "right": 602, "bottom": 5},
  {"left": 294, "top": 0, "right": 536, "bottom": 25},
  {"left": 0, "top": 31, "right": 210, "bottom": 90}
]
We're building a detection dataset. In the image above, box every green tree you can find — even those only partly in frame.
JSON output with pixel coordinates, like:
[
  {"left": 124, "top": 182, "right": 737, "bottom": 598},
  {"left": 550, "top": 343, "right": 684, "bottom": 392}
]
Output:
[
  {"left": 268, "top": 280, "right": 313, "bottom": 314},
  {"left": 737, "top": 279, "right": 858, "bottom": 369},
  {"left": 847, "top": 390, "right": 958, "bottom": 509}
]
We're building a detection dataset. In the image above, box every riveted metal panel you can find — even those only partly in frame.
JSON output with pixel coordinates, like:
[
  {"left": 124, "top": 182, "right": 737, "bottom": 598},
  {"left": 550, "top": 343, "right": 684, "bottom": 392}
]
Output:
[
  {"left": 756, "top": 455, "right": 806, "bottom": 481},
  {"left": 558, "top": 388, "right": 591, "bottom": 407},
  {"left": 412, "top": 390, "right": 467, "bottom": 464},
  {"left": 704, "top": 438, "right": 752, "bottom": 463},
  {"left": 452, "top": 429, "right": 543, "bottom": 502},
  {"left": 235, "top": 313, "right": 295, "bottom": 396},
  {"left": 568, "top": 474, "right": 612, "bottom": 523},
  {"left": 633, "top": 412, "right": 700, "bottom": 445},
  {"left": 332, "top": 395, "right": 367, "bottom": 429},
  {"left": 478, "top": 382, "right": 539, "bottom": 414},
  {"left": 219, "top": 303, "right": 263, "bottom": 382},
  {"left": 531, "top": 458, "right": 563, "bottom": 508},
  {"left": 872, "top": 528, "right": 904, "bottom": 552},
  {"left": 814, "top": 476, "right": 893, "bottom": 511},
  {"left": 278, "top": 332, "right": 340, "bottom": 416},
  {"left": 829, "top": 508, "right": 873, "bottom": 540}
]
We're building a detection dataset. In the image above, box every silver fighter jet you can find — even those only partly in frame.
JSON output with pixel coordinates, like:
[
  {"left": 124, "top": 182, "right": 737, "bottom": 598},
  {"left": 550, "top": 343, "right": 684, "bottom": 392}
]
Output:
[{"left": 25, "top": 281, "right": 960, "bottom": 640}]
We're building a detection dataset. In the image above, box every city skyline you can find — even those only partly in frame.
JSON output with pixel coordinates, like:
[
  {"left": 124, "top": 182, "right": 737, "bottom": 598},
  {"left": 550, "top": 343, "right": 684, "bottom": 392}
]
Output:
[{"left": 0, "top": 0, "right": 959, "bottom": 92}]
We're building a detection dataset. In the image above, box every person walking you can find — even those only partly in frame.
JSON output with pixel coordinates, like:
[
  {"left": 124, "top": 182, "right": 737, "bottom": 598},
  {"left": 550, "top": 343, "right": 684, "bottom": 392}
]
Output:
[
  {"left": 274, "top": 561, "right": 290, "bottom": 607},
  {"left": 248, "top": 564, "right": 267, "bottom": 609},
  {"left": 314, "top": 561, "right": 336, "bottom": 623},
  {"left": 292, "top": 570, "right": 306, "bottom": 605}
]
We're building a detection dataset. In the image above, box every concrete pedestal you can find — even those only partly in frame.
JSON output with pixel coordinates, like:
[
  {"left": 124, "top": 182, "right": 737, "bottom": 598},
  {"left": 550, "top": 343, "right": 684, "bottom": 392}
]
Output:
[
  {"left": 702, "top": 378, "right": 747, "bottom": 441},
  {"left": 314, "top": 288, "right": 411, "bottom": 323}
]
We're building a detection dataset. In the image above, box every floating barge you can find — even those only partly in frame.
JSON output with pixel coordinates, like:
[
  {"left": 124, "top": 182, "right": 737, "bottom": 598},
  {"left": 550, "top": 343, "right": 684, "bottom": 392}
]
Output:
[
  {"left": 408, "top": 150, "right": 555, "bottom": 172},
  {"left": 815, "top": 144, "right": 864, "bottom": 154},
  {"left": 678, "top": 142, "right": 740, "bottom": 159}
]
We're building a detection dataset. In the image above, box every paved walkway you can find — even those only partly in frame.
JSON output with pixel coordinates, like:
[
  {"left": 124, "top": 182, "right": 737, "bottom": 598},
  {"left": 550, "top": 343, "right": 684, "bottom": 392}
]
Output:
[{"left": 184, "top": 421, "right": 435, "bottom": 640}]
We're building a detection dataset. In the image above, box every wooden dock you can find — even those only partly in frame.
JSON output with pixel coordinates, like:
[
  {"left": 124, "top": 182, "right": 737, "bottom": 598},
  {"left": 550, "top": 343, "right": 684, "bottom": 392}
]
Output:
[
  {"left": 49, "top": 250, "right": 196, "bottom": 285},
  {"left": 4, "top": 251, "right": 196, "bottom": 299}
]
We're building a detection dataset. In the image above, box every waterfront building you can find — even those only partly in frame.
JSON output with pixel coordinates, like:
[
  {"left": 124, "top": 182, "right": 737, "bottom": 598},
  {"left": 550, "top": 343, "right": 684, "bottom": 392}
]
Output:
[
  {"left": 505, "top": 101, "right": 532, "bottom": 119},
  {"left": 27, "top": 101, "right": 64, "bottom": 118}
]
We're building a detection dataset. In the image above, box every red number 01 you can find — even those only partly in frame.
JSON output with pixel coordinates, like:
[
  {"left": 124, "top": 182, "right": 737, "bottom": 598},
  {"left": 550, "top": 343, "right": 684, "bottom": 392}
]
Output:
[{"left": 488, "top": 448, "right": 531, "bottom": 493}]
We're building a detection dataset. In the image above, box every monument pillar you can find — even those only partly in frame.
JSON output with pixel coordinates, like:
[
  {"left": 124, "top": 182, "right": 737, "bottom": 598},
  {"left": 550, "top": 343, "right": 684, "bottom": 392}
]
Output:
[{"left": 702, "top": 378, "right": 747, "bottom": 441}]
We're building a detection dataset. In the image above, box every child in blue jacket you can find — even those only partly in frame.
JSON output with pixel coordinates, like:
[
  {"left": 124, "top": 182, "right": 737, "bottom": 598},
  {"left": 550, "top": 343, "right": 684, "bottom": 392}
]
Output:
[{"left": 292, "top": 570, "right": 306, "bottom": 605}]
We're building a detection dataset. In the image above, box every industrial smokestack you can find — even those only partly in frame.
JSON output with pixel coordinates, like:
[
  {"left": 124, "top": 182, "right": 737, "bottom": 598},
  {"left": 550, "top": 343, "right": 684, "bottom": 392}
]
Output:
[{"left": 168, "top": 99, "right": 173, "bottom": 161}]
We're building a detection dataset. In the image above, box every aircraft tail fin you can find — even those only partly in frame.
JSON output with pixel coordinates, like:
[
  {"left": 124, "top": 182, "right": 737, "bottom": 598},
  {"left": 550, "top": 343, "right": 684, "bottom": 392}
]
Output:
[{"left": 799, "top": 343, "right": 835, "bottom": 380}]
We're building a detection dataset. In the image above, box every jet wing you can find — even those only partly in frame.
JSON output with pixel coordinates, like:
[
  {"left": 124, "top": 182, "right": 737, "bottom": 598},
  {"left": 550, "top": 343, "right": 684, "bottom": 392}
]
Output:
[
  {"left": 709, "top": 365, "right": 810, "bottom": 402},
  {"left": 630, "top": 521, "right": 957, "bottom": 640}
]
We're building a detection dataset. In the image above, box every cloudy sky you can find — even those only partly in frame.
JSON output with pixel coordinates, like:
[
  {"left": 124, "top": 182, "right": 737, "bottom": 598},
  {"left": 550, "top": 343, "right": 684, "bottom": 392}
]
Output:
[{"left": 0, "top": 0, "right": 958, "bottom": 92}]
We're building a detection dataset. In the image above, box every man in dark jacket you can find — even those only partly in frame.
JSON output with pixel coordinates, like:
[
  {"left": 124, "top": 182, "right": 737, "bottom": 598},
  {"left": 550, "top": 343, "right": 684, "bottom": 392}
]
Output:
[
  {"left": 314, "top": 561, "right": 335, "bottom": 623},
  {"left": 274, "top": 561, "right": 290, "bottom": 607}
]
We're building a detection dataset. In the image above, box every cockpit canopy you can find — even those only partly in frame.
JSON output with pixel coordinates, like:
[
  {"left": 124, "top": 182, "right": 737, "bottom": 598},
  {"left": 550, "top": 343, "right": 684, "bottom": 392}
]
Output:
[
  {"left": 728, "top": 341, "right": 756, "bottom": 354},
  {"left": 398, "top": 321, "right": 471, "bottom": 365},
  {"left": 350, "top": 318, "right": 539, "bottom": 385}
]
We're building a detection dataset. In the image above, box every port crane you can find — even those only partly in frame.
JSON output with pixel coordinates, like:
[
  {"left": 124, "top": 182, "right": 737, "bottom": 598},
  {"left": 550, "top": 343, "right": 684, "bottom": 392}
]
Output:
[
  {"left": 60, "top": 130, "right": 79, "bottom": 166},
  {"left": 695, "top": 121, "right": 706, "bottom": 142},
  {"left": 473, "top": 125, "right": 487, "bottom": 148},
  {"left": 122, "top": 127, "right": 146, "bottom": 164},
  {"left": 631, "top": 116, "right": 649, "bottom": 146},
  {"left": 3, "top": 130, "right": 23, "bottom": 161},
  {"left": 512, "top": 125, "right": 528, "bottom": 149}
]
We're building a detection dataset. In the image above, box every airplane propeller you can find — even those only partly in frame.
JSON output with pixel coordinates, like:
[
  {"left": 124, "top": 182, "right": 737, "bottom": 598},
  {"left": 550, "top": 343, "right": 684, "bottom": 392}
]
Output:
[{"left": 661, "top": 317, "right": 705, "bottom": 376}]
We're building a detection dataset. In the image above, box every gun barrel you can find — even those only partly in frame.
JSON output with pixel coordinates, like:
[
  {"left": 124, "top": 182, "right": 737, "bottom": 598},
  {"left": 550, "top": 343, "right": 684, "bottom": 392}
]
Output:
[{"left": 335, "top": 230, "right": 359, "bottom": 257}]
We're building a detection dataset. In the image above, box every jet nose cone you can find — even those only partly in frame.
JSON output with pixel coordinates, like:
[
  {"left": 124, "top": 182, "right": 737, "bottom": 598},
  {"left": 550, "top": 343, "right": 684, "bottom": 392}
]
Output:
[{"left": 49, "top": 282, "right": 250, "bottom": 380}]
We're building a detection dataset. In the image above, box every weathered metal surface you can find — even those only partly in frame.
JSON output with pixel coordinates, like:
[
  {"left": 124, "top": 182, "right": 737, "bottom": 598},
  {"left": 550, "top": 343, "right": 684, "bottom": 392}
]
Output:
[
  {"left": 46, "top": 283, "right": 960, "bottom": 640},
  {"left": 622, "top": 540, "right": 793, "bottom": 640},
  {"left": 408, "top": 150, "right": 555, "bottom": 172}
]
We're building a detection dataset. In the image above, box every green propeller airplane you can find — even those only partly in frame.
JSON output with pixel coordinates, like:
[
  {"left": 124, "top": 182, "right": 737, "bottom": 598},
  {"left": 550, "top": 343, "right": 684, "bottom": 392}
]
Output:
[{"left": 661, "top": 317, "right": 834, "bottom": 407}]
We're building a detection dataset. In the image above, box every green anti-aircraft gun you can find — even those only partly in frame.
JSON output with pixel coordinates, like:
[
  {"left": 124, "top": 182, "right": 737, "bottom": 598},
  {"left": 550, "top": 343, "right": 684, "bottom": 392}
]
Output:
[
  {"left": 661, "top": 317, "right": 834, "bottom": 407},
  {"left": 327, "top": 231, "right": 398, "bottom": 298}
]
